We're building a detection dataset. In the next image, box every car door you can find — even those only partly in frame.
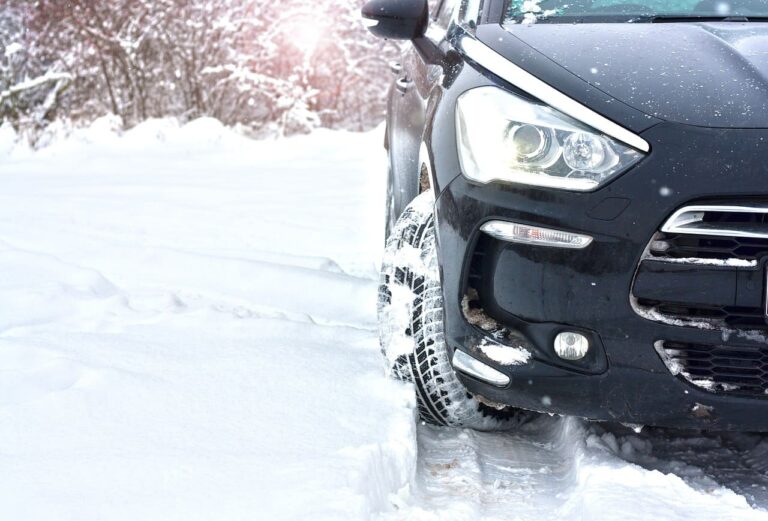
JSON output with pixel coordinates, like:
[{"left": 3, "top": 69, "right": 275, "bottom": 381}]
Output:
[{"left": 386, "top": 0, "right": 457, "bottom": 217}]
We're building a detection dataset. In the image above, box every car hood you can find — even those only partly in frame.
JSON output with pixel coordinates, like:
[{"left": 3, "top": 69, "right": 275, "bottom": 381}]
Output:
[{"left": 496, "top": 22, "right": 768, "bottom": 129}]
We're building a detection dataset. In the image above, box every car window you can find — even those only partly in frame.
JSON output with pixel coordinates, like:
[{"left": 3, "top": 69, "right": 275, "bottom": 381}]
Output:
[
  {"left": 436, "top": 0, "right": 460, "bottom": 27},
  {"left": 455, "top": 0, "right": 484, "bottom": 29},
  {"left": 505, "top": 0, "right": 768, "bottom": 22}
]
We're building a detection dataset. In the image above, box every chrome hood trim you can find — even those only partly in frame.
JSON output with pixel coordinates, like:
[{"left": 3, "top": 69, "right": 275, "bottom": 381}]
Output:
[{"left": 459, "top": 36, "right": 650, "bottom": 154}]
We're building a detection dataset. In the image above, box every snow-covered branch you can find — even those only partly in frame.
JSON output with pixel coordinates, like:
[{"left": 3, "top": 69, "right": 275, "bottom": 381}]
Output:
[{"left": 0, "top": 71, "right": 72, "bottom": 102}]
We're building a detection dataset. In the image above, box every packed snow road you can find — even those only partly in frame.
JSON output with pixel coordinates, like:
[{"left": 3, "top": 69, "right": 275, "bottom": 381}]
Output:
[{"left": 0, "top": 120, "right": 767, "bottom": 520}]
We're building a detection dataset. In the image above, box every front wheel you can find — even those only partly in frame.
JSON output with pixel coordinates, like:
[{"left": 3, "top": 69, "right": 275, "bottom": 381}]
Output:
[{"left": 377, "top": 191, "right": 509, "bottom": 429}]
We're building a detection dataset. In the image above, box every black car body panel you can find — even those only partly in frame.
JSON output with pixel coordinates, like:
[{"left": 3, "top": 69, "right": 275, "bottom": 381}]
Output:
[
  {"left": 474, "top": 24, "right": 662, "bottom": 133},
  {"left": 492, "top": 22, "right": 768, "bottom": 128},
  {"left": 381, "top": 0, "right": 768, "bottom": 430},
  {"left": 385, "top": 46, "right": 429, "bottom": 219}
]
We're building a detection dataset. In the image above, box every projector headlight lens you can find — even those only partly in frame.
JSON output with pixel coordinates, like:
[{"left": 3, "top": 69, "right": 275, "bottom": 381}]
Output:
[
  {"left": 563, "top": 132, "right": 613, "bottom": 172},
  {"left": 456, "top": 87, "right": 644, "bottom": 191}
]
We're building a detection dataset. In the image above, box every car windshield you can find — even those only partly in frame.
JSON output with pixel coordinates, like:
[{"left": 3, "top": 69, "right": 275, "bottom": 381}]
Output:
[{"left": 505, "top": 0, "right": 768, "bottom": 23}]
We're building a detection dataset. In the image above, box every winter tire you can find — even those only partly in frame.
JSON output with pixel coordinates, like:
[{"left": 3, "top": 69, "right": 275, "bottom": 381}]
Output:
[{"left": 377, "top": 191, "right": 507, "bottom": 429}]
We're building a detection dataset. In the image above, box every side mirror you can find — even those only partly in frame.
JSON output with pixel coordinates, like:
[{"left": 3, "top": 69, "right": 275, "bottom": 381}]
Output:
[{"left": 361, "top": 0, "right": 428, "bottom": 41}]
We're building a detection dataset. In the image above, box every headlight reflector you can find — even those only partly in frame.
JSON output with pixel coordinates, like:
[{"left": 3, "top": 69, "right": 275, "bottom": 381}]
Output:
[{"left": 456, "top": 87, "right": 644, "bottom": 191}]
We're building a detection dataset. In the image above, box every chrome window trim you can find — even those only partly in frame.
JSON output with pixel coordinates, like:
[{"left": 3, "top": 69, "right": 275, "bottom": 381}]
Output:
[
  {"left": 662, "top": 204, "right": 768, "bottom": 239},
  {"left": 458, "top": 36, "right": 650, "bottom": 153}
]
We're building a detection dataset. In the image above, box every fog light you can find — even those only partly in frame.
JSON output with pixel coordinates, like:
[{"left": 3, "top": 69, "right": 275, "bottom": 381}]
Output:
[{"left": 554, "top": 332, "right": 589, "bottom": 360}]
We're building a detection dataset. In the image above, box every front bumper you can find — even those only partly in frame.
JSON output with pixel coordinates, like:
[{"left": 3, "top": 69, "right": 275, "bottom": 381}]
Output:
[{"left": 434, "top": 121, "right": 768, "bottom": 431}]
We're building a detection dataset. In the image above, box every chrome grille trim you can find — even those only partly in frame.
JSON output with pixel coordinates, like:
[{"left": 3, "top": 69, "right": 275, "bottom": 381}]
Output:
[{"left": 662, "top": 204, "right": 768, "bottom": 239}]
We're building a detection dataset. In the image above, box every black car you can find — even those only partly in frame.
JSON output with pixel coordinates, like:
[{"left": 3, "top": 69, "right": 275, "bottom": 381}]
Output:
[{"left": 364, "top": 0, "right": 768, "bottom": 431}]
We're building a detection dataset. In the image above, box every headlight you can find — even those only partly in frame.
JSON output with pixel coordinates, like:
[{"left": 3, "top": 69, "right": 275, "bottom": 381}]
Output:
[{"left": 455, "top": 86, "right": 644, "bottom": 191}]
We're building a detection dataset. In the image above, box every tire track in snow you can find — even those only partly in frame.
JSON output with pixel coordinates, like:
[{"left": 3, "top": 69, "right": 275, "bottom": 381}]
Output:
[
  {"left": 382, "top": 416, "right": 768, "bottom": 520},
  {"left": 407, "top": 416, "right": 581, "bottom": 518}
]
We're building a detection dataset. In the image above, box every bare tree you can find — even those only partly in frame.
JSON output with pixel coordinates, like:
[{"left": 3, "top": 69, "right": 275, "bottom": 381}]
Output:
[{"left": 1, "top": 0, "right": 399, "bottom": 139}]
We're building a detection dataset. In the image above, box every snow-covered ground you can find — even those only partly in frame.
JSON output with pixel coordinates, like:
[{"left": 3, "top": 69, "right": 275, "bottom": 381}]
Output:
[{"left": 1, "top": 119, "right": 768, "bottom": 520}]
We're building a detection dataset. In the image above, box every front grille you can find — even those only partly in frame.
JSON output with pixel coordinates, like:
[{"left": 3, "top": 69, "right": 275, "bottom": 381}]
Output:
[
  {"left": 657, "top": 340, "right": 768, "bottom": 396},
  {"left": 637, "top": 300, "right": 767, "bottom": 330},
  {"left": 633, "top": 203, "right": 768, "bottom": 336},
  {"left": 650, "top": 232, "right": 768, "bottom": 262},
  {"left": 635, "top": 203, "right": 768, "bottom": 395}
]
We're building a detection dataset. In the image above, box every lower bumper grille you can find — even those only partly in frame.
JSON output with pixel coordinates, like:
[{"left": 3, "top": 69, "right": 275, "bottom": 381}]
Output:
[{"left": 657, "top": 340, "right": 768, "bottom": 397}]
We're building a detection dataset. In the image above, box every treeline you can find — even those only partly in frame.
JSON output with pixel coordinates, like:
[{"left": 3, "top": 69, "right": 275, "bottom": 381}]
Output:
[{"left": 0, "top": 1, "right": 400, "bottom": 141}]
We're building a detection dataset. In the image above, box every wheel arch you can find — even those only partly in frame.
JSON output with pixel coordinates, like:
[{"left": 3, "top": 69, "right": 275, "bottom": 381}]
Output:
[{"left": 387, "top": 85, "right": 443, "bottom": 219}]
